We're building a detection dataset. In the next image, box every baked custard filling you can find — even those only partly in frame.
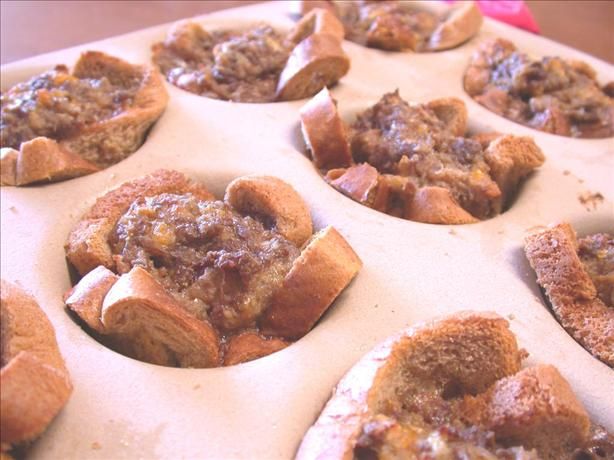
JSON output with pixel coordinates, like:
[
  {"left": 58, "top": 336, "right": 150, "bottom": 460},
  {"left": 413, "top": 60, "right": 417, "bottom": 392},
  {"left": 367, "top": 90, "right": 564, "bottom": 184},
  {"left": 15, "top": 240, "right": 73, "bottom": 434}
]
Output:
[
  {"left": 0, "top": 66, "right": 140, "bottom": 152},
  {"left": 464, "top": 39, "right": 614, "bottom": 138},
  {"left": 578, "top": 233, "right": 614, "bottom": 308},
  {"left": 153, "top": 24, "right": 291, "bottom": 102},
  {"left": 335, "top": 0, "right": 439, "bottom": 51},
  {"left": 343, "top": 91, "right": 502, "bottom": 219},
  {"left": 110, "top": 193, "right": 300, "bottom": 331}
]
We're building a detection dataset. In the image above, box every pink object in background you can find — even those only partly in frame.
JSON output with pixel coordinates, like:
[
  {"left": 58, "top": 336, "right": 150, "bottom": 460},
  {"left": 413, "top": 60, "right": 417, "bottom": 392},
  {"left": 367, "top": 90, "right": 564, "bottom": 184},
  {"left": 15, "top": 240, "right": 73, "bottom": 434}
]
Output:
[{"left": 446, "top": 0, "right": 540, "bottom": 34}]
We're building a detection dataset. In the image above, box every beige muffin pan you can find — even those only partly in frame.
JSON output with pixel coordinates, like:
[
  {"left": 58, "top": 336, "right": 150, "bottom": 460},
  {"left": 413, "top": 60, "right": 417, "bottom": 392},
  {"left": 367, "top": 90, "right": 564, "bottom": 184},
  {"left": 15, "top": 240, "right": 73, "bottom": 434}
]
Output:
[{"left": 1, "top": 1, "right": 613, "bottom": 458}]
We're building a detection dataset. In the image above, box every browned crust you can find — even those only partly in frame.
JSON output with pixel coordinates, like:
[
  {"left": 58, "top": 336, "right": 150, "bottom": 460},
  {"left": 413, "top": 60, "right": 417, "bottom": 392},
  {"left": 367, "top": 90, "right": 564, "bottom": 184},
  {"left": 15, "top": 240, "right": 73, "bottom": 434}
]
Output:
[
  {"left": 4, "top": 51, "right": 168, "bottom": 186},
  {"left": 366, "top": 13, "right": 418, "bottom": 51},
  {"left": 0, "top": 149, "right": 18, "bottom": 186},
  {"left": 427, "top": 0, "right": 483, "bottom": 51},
  {"left": 101, "top": 267, "right": 221, "bottom": 368},
  {"left": 224, "top": 175, "right": 313, "bottom": 247},
  {"left": 223, "top": 331, "right": 289, "bottom": 366},
  {"left": 300, "top": 87, "right": 352, "bottom": 170},
  {"left": 484, "top": 135, "right": 545, "bottom": 207},
  {"left": 14, "top": 137, "right": 99, "bottom": 186},
  {"left": 524, "top": 223, "right": 614, "bottom": 367},
  {"left": 295, "top": 312, "right": 524, "bottom": 460},
  {"left": 426, "top": 97, "right": 468, "bottom": 137},
  {"left": 405, "top": 186, "right": 479, "bottom": 224},
  {"left": 0, "top": 280, "right": 72, "bottom": 447},
  {"left": 60, "top": 51, "right": 169, "bottom": 169},
  {"left": 463, "top": 365, "right": 590, "bottom": 459},
  {"left": 65, "top": 169, "right": 214, "bottom": 276},
  {"left": 64, "top": 265, "right": 119, "bottom": 334},
  {"left": 327, "top": 164, "right": 390, "bottom": 212},
  {"left": 288, "top": 7, "right": 345, "bottom": 44},
  {"left": 260, "top": 226, "right": 362, "bottom": 339},
  {"left": 276, "top": 33, "right": 350, "bottom": 101}
]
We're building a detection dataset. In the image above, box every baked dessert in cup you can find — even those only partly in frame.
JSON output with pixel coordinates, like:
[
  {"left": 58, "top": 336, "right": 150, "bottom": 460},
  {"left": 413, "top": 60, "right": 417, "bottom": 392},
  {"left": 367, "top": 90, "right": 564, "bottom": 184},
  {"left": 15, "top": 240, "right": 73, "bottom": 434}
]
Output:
[
  {"left": 0, "top": 52, "right": 168, "bottom": 186},
  {"left": 296, "top": 0, "right": 482, "bottom": 51},
  {"left": 464, "top": 38, "right": 614, "bottom": 138},
  {"left": 296, "top": 311, "right": 613, "bottom": 459},
  {"left": 300, "top": 88, "right": 544, "bottom": 224},
  {"left": 1, "top": 280, "right": 72, "bottom": 458},
  {"left": 64, "top": 170, "right": 361, "bottom": 367},
  {"left": 525, "top": 223, "right": 613, "bottom": 367},
  {"left": 152, "top": 9, "right": 349, "bottom": 103}
]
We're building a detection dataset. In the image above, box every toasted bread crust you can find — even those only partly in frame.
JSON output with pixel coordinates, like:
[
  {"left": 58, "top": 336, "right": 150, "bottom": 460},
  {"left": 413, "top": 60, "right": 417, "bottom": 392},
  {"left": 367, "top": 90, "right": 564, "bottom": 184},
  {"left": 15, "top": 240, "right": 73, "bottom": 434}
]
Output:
[
  {"left": 102, "top": 267, "right": 221, "bottom": 368},
  {"left": 463, "top": 365, "right": 590, "bottom": 458},
  {"left": 405, "top": 186, "right": 479, "bottom": 224},
  {"left": 296, "top": 312, "right": 524, "bottom": 460},
  {"left": 2, "top": 51, "right": 168, "bottom": 186},
  {"left": 426, "top": 97, "right": 468, "bottom": 137},
  {"left": 524, "top": 223, "right": 614, "bottom": 366},
  {"left": 276, "top": 33, "right": 350, "bottom": 101},
  {"left": 261, "top": 226, "right": 362, "bottom": 339},
  {"left": 288, "top": 7, "right": 345, "bottom": 44},
  {"left": 0, "top": 149, "right": 18, "bottom": 186},
  {"left": 427, "top": 0, "right": 483, "bottom": 51},
  {"left": 300, "top": 87, "right": 352, "bottom": 170},
  {"left": 65, "top": 266, "right": 119, "bottom": 334},
  {"left": 0, "top": 280, "right": 72, "bottom": 447},
  {"left": 225, "top": 175, "right": 313, "bottom": 247},
  {"left": 14, "top": 137, "right": 99, "bottom": 186},
  {"left": 224, "top": 332, "right": 289, "bottom": 366},
  {"left": 484, "top": 135, "right": 545, "bottom": 206}
]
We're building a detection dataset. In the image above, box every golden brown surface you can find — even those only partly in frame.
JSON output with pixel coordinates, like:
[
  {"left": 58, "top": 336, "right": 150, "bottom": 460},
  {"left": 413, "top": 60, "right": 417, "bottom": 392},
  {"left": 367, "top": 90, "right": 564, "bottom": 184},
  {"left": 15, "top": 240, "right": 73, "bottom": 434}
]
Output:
[
  {"left": 296, "top": 312, "right": 605, "bottom": 460},
  {"left": 524, "top": 223, "right": 614, "bottom": 367},
  {"left": 1, "top": 280, "right": 72, "bottom": 449}
]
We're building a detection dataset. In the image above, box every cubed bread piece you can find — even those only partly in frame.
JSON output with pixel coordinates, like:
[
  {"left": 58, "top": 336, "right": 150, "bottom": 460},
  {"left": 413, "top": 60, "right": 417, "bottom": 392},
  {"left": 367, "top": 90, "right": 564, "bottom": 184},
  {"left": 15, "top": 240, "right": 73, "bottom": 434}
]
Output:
[
  {"left": 224, "top": 332, "right": 289, "bottom": 366},
  {"left": 300, "top": 87, "right": 352, "bottom": 169},
  {"left": 101, "top": 267, "right": 220, "bottom": 368},
  {"left": 276, "top": 33, "right": 349, "bottom": 101},
  {"left": 484, "top": 135, "right": 545, "bottom": 206},
  {"left": 224, "top": 175, "right": 313, "bottom": 247},
  {"left": 405, "top": 186, "right": 479, "bottom": 224},
  {"left": 524, "top": 223, "right": 614, "bottom": 366},
  {"left": 464, "top": 365, "right": 590, "bottom": 460},
  {"left": 15, "top": 137, "right": 99, "bottom": 186},
  {"left": 1, "top": 280, "right": 72, "bottom": 447},
  {"left": 428, "top": 1, "right": 483, "bottom": 51},
  {"left": 366, "top": 13, "right": 417, "bottom": 51},
  {"left": 287, "top": 7, "right": 345, "bottom": 44},
  {"left": 427, "top": 97, "right": 468, "bottom": 137},
  {"left": 64, "top": 266, "right": 119, "bottom": 334},
  {"left": 261, "top": 226, "right": 362, "bottom": 338},
  {"left": 327, "top": 163, "right": 390, "bottom": 211},
  {"left": 0, "top": 148, "right": 18, "bottom": 186}
]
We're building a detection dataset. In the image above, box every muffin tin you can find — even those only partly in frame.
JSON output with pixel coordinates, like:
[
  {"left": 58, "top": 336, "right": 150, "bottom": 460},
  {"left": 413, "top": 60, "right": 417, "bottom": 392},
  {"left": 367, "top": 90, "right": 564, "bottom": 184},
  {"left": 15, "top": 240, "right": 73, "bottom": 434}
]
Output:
[{"left": 1, "top": 2, "right": 612, "bottom": 458}]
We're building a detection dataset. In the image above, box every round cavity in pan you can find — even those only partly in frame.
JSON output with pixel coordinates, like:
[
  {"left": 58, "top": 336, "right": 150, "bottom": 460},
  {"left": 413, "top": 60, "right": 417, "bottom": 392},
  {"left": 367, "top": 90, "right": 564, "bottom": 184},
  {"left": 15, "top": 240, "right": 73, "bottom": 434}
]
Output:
[
  {"left": 0, "top": 52, "right": 169, "bottom": 187},
  {"left": 150, "top": 16, "right": 350, "bottom": 104},
  {"left": 62, "top": 169, "right": 362, "bottom": 368},
  {"left": 523, "top": 214, "right": 614, "bottom": 368},
  {"left": 296, "top": 87, "right": 546, "bottom": 226}
]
